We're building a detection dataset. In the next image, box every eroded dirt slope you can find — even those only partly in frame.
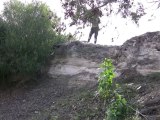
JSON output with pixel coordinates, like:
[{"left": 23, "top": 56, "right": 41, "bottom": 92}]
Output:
[
  {"left": 0, "top": 49, "right": 101, "bottom": 120},
  {"left": 0, "top": 31, "right": 160, "bottom": 120}
]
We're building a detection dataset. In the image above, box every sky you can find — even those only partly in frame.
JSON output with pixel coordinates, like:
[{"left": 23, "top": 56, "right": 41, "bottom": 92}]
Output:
[{"left": 0, "top": 0, "right": 160, "bottom": 45}]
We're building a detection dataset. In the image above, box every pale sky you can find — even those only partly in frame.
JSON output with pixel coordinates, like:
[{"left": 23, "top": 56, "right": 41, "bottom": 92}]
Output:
[{"left": 0, "top": 0, "right": 160, "bottom": 45}]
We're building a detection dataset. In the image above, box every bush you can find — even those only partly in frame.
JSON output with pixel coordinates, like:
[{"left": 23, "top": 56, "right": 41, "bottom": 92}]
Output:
[
  {"left": 0, "top": 18, "right": 9, "bottom": 82},
  {"left": 98, "top": 59, "right": 116, "bottom": 100},
  {"left": 98, "top": 59, "right": 132, "bottom": 120},
  {"left": 0, "top": 0, "right": 67, "bottom": 85},
  {"left": 106, "top": 94, "right": 128, "bottom": 120}
]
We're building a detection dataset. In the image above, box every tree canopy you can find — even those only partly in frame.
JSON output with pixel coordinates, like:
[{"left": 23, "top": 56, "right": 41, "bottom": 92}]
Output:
[{"left": 60, "top": 0, "right": 159, "bottom": 26}]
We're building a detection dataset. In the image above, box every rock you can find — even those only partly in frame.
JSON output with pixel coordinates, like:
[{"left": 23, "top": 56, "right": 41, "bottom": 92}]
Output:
[
  {"left": 116, "top": 31, "right": 160, "bottom": 76},
  {"left": 34, "top": 111, "right": 39, "bottom": 114},
  {"left": 52, "top": 31, "right": 160, "bottom": 77}
]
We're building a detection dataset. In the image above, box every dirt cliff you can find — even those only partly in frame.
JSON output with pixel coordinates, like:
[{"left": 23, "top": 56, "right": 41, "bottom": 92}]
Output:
[{"left": 0, "top": 31, "right": 160, "bottom": 120}]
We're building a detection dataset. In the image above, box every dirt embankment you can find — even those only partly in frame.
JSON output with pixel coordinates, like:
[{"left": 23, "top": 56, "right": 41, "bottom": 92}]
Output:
[{"left": 0, "top": 31, "right": 160, "bottom": 120}]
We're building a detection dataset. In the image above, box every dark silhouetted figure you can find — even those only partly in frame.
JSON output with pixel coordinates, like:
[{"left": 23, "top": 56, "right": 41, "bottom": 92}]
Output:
[{"left": 88, "top": 17, "right": 100, "bottom": 44}]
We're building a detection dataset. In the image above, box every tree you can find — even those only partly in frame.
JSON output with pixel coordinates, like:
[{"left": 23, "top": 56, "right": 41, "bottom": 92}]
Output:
[
  {"left": 60, "top": 0, "right": 159, "bottom": 26},
  {"left": 0, "top": 0, "right": 67, "bottom": 84}
]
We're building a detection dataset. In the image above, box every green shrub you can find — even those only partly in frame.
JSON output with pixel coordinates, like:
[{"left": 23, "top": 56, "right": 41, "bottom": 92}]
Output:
[
  {"left": 98, "top": 59, "right": 132, "bottom": 120},
  {"left": 0, "top": 17, "right": 9, "bottom": 81},
  {"left": 98, "top": 59, "right": 116, "bottom": 100},
  {"left": 106, "top": 94, "right": 128, "bottom": 120},
  {"left": 0, "top": 0, "right": 67, "bottom": 84}
]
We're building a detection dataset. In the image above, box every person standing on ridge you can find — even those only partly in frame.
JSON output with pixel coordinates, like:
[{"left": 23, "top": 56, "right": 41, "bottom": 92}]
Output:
[
  {"left": 69, "top": 8, "right": 101, "bottom": 44},
  {"left": 88, "top": 14, "right": 100, "bottom": 44}
]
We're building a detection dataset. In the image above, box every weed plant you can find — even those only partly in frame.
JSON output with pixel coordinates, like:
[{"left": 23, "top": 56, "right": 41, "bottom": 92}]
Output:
[{"left": 98, "top": 59, "right": 135, "bottom": 120}]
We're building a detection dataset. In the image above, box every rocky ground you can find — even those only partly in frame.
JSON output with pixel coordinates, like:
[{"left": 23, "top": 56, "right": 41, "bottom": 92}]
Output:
[{"left": 0, "top": 31, "right": 160, "bottom": 120}]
